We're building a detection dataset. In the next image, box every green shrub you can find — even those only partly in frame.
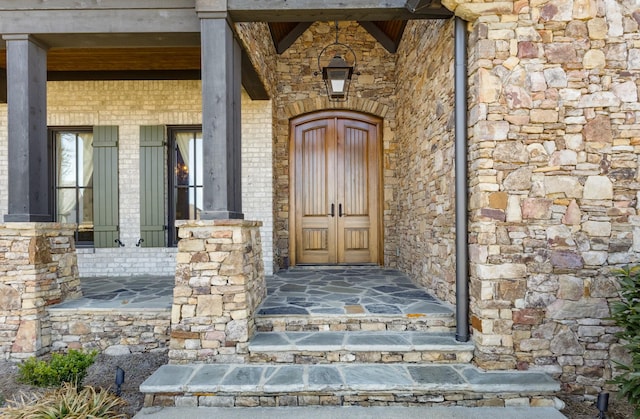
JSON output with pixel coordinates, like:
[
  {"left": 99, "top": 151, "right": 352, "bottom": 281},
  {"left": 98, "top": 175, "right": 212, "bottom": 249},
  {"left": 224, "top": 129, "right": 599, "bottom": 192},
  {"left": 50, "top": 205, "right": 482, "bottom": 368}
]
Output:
[
  {"left": 0, "top": 382, "right": 127, "bottom": 418},
  {"left": 17, "top": 349, "right": 98, "bottom": 388},
  {"left": 610, "top": 265, "right": 640, "bottom": 418}
]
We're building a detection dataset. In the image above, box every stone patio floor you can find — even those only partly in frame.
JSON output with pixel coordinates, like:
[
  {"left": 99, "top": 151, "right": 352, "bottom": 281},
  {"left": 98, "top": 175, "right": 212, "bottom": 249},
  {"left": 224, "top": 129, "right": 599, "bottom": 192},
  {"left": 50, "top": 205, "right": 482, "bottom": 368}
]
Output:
[
  {"left": 51, "top": 267, "right": 453, "bottom": 318},
  {"left": 259, "top": 266, "right": 453, "bottom": 317}
]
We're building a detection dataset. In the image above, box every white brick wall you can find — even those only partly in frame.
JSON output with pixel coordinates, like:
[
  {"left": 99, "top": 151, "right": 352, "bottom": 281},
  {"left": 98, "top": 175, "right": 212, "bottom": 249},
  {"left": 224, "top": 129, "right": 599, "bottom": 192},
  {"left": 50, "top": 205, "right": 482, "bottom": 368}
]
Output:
[
  {"left": 0, "top": 81, "right": 274, "bottom": 276},
  {"left": 242, "top": 99, "right": 274, "bottom": 275}
]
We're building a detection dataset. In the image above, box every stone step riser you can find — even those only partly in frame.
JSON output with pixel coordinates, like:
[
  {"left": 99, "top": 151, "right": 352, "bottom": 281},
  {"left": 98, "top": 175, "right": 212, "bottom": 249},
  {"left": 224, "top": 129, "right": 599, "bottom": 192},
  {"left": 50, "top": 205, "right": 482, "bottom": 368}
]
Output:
[
  {"left": 145, "top": 392, "right": 560, "bottom": 409},
  {"left": 255, "top": 316, "right": 456, "bottom": 333},
  {"left": 248, "top": 350, "right": 473, "bottom": 364}
]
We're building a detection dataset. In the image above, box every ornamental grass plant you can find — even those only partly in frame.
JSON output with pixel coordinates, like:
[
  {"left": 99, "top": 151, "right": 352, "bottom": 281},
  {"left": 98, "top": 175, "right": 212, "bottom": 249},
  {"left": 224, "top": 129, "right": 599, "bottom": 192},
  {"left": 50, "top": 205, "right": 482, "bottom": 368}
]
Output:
[{"left": 0, "top": 382, "right": 127, "bottom": 419}]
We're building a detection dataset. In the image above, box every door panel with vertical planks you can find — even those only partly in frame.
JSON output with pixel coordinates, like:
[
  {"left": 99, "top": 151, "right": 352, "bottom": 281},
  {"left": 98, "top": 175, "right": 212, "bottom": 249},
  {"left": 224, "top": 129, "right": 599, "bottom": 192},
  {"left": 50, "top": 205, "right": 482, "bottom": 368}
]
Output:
[
  {"left": 337, "top": 118, "right": 379, "bottom": 263},
  {"left": 291, "top": 111, "right": 381, "bottom": 265},
  {"left": 294, "top": 118, "right": 337, "bottom": 263}
]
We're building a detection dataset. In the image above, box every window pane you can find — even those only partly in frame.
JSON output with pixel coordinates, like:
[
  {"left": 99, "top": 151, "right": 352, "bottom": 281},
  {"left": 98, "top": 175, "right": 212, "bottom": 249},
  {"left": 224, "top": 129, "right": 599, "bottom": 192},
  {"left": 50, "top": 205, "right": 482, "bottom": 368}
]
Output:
[
  {"left": 195, "top": 186, "right": 203, "bottom": 219},
  {"left": 195, "top": 132, "right": 203, "bottom": 187},
  {"left": 174, "top": 131, "right": 203, "bottom": 221},
  {"left": 175, "top": 187, "right": 189, "bottom": 220},
  {"left": 78, "top": 190, "right": 94, "bottom": 242},
  {"left": 57, "top": 188, "right": 77, "bottom": 223},
  {"left": 56, "top": 133, "right": 77, "bottom": 187},
  {"left": 54, "top": 129, "right": 94, "bottom": 245},
  {"left": 78, "top": 133, "right": 94, "bottom": 187},
  {"left": 79, "top": 188, "right": 93, "bottom": 226}
]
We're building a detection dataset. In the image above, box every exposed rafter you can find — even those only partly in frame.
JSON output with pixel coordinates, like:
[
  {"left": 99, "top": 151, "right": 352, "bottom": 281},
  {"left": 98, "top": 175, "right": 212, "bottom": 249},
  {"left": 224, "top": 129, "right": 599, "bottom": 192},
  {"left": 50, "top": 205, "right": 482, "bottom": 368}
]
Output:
[
  {"left": 358, "top": 21, "right": 407, "bottom": 53},
  {"left": 269, "top": 22, "right": 312, "bottom": 54},
  {"left": 240, "top": 48, "right": 270, "bottom": 100}
]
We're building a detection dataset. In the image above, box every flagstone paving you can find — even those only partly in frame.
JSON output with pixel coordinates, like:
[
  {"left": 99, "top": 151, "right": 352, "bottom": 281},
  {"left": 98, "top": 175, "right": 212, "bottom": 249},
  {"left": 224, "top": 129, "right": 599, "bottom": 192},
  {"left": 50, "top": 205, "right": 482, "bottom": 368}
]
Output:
[
  {"left": 50, "top": 267, "right": 451, "bottom": 317},
  {"left": 140, "top": 363, "right": 560, "bottom": 394},
  {"left": 258, "top": 267, "right": 453, "bottom": 317},
  {"left": 249, "top": 331, "right": 472, "bottom": 352},
  {"left": 51, "top": 275, "right": 174, "bottom": 309}
]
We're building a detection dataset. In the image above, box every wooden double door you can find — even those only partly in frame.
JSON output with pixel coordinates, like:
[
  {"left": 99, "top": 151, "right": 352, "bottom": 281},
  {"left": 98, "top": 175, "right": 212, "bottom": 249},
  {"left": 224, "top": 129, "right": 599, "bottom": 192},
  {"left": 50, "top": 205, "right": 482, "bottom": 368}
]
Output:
[{"left": 290, "top": 111, "right": 382, "bottom": 265}]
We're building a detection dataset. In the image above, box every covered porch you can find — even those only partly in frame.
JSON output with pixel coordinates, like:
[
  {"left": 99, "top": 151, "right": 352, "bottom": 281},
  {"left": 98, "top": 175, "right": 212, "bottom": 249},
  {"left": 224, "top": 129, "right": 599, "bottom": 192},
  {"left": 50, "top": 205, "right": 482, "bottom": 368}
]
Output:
[{"left": 46, "top": 266, "right": 457, "bottom": 355}]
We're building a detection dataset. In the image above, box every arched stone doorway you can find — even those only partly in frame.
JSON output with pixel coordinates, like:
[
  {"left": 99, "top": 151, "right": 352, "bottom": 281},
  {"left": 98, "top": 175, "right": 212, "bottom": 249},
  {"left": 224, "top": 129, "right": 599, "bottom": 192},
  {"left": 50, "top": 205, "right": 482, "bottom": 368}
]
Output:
[{"left": 289, "top": 110, "right": 383, "bottom": 266}]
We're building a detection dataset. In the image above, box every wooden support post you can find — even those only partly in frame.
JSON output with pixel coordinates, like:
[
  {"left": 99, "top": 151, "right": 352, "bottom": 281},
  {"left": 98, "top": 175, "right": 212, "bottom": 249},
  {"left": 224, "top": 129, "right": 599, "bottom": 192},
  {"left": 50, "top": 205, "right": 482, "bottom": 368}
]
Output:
[
  {"left": 199, "top": 16, "right": 244, "bottom": 220},
  {"left": 3, "top": 35, "right": 50, "bottom": 222}
]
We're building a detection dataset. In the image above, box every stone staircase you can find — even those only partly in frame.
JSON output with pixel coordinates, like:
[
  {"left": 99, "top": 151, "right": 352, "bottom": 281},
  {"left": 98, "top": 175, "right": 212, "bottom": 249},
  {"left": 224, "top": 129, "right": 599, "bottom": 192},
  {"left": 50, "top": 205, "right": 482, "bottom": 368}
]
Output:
[
  {"left": 141, "top": 284, "right": 561, "bottom": 410},
  {"left": 247, "top": 331, "right": 473, "bottom": 364}
]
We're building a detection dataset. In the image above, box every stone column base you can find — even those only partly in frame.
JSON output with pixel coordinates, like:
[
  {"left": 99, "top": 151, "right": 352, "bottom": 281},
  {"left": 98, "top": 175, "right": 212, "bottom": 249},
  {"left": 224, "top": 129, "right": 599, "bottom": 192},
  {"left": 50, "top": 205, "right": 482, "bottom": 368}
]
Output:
[
  {"left": 169, "top": 220, "right": 266, "bottom": 363},
  {"left": 0, "top": 222, "right": 80, "bottom": 359}
]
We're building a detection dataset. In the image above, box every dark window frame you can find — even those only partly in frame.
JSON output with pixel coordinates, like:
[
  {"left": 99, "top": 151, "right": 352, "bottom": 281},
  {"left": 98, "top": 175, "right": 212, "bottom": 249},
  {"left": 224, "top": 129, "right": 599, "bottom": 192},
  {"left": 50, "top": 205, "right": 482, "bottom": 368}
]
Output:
[
  {"left": 167, "top": 125, "right": 203, "bottom": 246},
  {"left": 49, "top": 126, "right": 95, "bottom": 247}
]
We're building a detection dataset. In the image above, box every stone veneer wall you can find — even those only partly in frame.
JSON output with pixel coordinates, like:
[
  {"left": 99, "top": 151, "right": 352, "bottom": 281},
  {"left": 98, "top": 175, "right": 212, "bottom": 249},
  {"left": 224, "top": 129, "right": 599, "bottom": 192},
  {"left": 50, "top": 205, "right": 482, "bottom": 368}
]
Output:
[
  {"left": 169, "top": 220, "right": 265, "bottom": 364},
  {"left": 47, "top": 307, "right": 170, "bottom": 353},
  {"left": 395, "top": 19, "right": 457, "bottom": 305},
  {"left": 0, "top": 223, "right": 80, "bottom": 359},
  {"left": 0, "top": 82, "right": 274, "bottom": 276},
  {"left": 268, "top": 21, "right": 399, "bottom": 268},
  {"left": 446, "top": 0, "right": 640, "bottom": 394}
]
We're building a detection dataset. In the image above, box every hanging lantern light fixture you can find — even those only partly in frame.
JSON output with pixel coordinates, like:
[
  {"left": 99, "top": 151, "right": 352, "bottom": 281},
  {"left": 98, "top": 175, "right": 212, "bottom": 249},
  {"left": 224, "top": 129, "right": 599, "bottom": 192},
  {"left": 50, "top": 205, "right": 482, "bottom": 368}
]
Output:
[{"left": 315, "top": 21, "right": 357, "bottom": 102}]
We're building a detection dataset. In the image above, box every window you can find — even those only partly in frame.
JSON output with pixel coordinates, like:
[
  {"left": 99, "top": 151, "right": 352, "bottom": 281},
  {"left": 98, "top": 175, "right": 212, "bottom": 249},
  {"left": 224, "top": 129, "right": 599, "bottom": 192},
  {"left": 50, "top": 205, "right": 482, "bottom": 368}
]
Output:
[
  {"left": 52, "top": 129, "right": 94, "bottom": 245},
  {"left": 169, "top": 127, "right": 203, "bottom": 245}
]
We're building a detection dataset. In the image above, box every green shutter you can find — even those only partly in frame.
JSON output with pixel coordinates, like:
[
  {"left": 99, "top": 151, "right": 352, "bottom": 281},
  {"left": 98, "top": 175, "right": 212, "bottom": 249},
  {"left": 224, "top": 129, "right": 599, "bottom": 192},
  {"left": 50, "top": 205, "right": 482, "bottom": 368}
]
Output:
[
  {"left": 140, "top": 126, "right": 166, "bottom": 247},
  {"left": 93, "top": 126, "right": 119, "bottom": 248}
]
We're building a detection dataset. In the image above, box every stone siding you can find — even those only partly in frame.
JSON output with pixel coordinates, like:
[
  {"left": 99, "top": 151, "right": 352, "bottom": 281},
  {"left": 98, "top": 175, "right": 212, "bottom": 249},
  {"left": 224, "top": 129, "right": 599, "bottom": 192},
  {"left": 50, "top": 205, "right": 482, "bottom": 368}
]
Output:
[
  {"left": 169, "top": 220, "right": 266, "bottom": 364},
  {"left": 0, "top": 223, "right": 80, "bottom": 359},
  {"left": 0, "top": 81, "right": 274, "bottom": 275},
  {"left": 395, "top": 19, "right": 457, "bottom": 305},
  {"left": 47, "top": 307, "right": 170, "bottom": 353},
  {"left": 145, "top": 392, "right": 561, "bottom": 409},
  {"left": 454, "top": 0, "right": 640, "bottom": 394}
]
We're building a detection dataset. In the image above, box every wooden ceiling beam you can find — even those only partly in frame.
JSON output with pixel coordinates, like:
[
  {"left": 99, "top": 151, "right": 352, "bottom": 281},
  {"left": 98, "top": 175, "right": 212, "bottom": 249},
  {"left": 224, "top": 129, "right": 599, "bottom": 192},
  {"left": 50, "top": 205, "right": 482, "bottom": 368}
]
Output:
[
  {"left": 241, "top": 48, "right": 270, "bottom": 100},
  {"left": 227, "top": 0, "right": 452, "bottom": 22}
]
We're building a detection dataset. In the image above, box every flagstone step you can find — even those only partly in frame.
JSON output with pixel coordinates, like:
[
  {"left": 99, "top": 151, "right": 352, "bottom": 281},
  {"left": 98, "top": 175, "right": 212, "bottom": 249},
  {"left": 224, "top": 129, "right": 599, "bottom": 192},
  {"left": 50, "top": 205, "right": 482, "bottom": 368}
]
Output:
[
  {"left": 248, "top": 331, "right": 474, "bottom": 364},
  {"left": 140, "top": 363, "right": 562, "bottom": 409}
]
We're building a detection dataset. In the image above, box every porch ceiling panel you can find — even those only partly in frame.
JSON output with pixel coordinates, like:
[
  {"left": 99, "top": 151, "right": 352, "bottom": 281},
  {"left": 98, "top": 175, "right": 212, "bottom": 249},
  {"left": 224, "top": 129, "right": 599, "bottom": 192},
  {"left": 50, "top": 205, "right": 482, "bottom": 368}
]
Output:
[{"left": 0, "top": 46, "right": 269, "bottom": 101}]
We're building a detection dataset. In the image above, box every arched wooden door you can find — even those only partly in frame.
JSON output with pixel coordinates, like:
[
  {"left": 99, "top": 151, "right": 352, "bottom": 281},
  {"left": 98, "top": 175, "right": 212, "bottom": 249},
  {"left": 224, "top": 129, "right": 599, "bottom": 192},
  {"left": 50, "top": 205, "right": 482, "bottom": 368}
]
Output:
[{"left": 289, "top": 111, "right": 382, "bottom": 265}]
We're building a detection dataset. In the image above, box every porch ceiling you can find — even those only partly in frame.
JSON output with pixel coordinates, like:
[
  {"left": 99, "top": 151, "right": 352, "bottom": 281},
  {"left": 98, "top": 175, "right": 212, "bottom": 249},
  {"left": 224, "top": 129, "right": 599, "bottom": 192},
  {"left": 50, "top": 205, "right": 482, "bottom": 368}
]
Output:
[
  {"left": 0, "top": 0, "right": 452, "bottom": 101},
  {"left": 267, "top": 0, "right": 452, "bottom": 54}
]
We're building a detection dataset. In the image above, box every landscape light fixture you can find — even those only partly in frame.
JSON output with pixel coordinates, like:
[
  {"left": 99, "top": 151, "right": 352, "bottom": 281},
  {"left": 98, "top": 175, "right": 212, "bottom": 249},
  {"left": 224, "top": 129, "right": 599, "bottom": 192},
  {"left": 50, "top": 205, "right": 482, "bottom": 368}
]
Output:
[
  {"left": 115, "top": 366, "right": 125, "bottom": 396},
  {"left": 597, "top": 392, "right": 609, "bottom": 419},
  {"left": 315, "top": 21, "right": 357, "bottom": 102}
]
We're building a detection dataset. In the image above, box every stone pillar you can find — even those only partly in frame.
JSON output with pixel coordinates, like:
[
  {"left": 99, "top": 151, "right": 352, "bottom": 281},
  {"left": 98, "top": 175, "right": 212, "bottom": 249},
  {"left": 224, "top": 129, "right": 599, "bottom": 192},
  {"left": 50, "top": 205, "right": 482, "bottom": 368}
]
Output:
[
  {"left": 169, "top": 220, "right": 265, "bottom": 364},
  {"left": 198, "top": 3, "right": 244, "bottom": 220},
  {"left": 2, "top": 35, "right": 50, "bottom": 222},
  {"left": 0, "top": 223, "right": 80, "bottom": 359}
]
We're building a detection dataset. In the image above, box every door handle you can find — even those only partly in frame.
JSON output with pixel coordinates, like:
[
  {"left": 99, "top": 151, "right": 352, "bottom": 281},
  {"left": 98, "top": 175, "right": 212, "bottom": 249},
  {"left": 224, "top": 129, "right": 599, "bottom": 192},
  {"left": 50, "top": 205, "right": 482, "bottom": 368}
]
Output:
[
  {"left": 330, "top": 203, "right": 335, "bottom": 217},
  {"left": 339, "top": 203, "right": 344, "bottom": 217}
]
